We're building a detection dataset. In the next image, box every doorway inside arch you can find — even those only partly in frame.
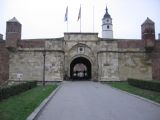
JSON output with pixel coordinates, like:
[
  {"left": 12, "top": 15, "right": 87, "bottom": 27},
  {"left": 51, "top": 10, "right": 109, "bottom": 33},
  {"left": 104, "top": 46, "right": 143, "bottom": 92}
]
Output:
[{"left": 70, "top": 57, "right": 91, "bottom": 80}]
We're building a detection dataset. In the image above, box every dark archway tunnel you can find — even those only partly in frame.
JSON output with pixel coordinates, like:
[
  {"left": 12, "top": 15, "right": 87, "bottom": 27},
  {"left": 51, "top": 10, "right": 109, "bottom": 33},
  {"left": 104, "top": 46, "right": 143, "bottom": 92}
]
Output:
[{"left": 70, "top": 57, "right": 91, "bottom": 80}]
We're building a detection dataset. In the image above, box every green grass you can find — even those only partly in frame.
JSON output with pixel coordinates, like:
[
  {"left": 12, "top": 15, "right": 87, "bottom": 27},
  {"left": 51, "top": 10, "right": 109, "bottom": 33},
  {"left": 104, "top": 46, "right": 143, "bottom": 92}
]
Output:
[
  {"left": 0, "top": 85, "right": 57, "bottom": 120},
  {"left": 106, "top": 82, "right": 160, "bottom": 103}
]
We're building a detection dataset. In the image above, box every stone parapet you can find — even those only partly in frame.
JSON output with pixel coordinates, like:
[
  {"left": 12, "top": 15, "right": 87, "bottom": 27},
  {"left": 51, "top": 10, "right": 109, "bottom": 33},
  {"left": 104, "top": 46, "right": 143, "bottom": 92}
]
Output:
[{"left": 64, "top": 33, "right": 98, "bottom": 41}]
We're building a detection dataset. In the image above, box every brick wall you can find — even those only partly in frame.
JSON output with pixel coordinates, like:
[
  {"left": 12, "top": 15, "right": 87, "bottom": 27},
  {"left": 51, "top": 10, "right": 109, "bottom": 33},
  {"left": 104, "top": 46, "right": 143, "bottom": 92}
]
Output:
[
  {"left": 152, "top": 41, "right": 160, "bottom": 80},
  {"left": 0, "top": 41, "right": 9, "bottom": 85},
  {"left": 118, "top": 40, "right": 160, "bottom": 80},
  {"left": 18, "top": 40, "right": 45, "bottom": 48},
  {"left": 118, "top": 40, "right": 144, "bottom": 49}
]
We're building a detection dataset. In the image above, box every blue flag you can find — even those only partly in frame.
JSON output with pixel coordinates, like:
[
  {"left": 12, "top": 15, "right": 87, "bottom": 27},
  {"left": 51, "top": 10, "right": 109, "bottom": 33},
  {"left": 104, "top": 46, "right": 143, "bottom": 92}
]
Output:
[{"left": 65, "top": 6, "right": 68, "bottom": 22}]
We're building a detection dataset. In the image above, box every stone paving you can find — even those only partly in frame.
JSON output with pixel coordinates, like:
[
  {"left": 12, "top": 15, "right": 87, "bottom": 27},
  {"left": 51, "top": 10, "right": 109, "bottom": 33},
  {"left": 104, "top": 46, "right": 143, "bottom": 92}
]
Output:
[{"left": 36, "top": 81, "right": 160, "bottom": 120}]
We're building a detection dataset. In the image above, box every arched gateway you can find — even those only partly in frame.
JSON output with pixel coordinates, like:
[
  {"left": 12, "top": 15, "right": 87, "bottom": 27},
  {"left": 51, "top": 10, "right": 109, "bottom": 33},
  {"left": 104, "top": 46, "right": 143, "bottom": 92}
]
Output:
[{"left": 70, "top": 57, "right": 91, "bottom": 80}]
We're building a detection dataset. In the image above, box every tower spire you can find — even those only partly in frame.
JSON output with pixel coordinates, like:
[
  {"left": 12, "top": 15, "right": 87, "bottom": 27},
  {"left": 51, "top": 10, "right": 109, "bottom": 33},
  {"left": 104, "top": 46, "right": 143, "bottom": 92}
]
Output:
[
  {"left": 102, "top": 5, "right": 113, "bottom": 38},
  {"left": 103, "top": 5, "right": 111, "bottom": 20}
]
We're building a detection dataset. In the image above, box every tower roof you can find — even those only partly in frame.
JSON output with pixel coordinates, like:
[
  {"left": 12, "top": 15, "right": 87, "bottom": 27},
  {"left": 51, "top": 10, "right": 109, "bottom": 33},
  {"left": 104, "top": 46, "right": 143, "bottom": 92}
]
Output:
[
  {"left": 7, "top": 17, "right": 20, "bottom": 23},
  {"left": 142, "top": 17, "right": 154, "bottom": 25},
  {"left": 103, "top": 5, "right": 111, "bottom": 19}
]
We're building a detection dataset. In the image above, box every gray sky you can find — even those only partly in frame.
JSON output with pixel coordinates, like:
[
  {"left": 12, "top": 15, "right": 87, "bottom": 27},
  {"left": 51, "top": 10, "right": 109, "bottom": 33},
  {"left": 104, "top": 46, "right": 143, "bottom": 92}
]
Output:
[{"left": 0, "top": 0, "right": 160, "bottom": 39}]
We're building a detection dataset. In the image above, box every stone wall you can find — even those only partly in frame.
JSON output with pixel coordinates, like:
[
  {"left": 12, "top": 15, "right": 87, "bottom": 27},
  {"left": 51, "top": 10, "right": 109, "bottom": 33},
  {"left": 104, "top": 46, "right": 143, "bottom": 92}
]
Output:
[
  {"left": 64, "top": 33, "right": 98, "bottom": 80},
  {"left": 8, "top": 40, "right": 45, "bottom": 81},
  {"left": 5, "top": 34, "right": 160, "bottom": 82},
  {"left": 118, "top": 40, "right": 144, "bottom": 49},
  {"left": 18, "top": 40, "right": 45, "bottom": 48},
  {"left": 97, "top": 40, "right": 153, "bottom": 81},
  {"left": 9, "top": 50, "right": 64, "bottom": 81},
  {"left": 9, "top": 51, "right": 44, "bottom": 81},
  {"left": 0, "top": 41, "right": 9, "bottom": 84},
  {"left": 64, "top": 33, "right": 98, "bottom": 42},
  {"left": 118, "top": 40, "right": 152, "bottom": 80},
  {"left": 45, "top": 52, "right": 64, "bottom": 81},
  {"left": 118, "top": 52, "right": 152, "bottom": 80},
  {"left": 9, "top": 39, "right": 64, "bottom": 81},
  {"left": 98, "top": 52, "right": 119, "bottom": 81},
  {"left": 152, "top": 41, "right": 160, "bottom": 80},
  {"left": 98, "top": 40, "right": 119, "bottom": 81},
  {"left": 45, "top": 39, "right": 64, "bottom": 81}
]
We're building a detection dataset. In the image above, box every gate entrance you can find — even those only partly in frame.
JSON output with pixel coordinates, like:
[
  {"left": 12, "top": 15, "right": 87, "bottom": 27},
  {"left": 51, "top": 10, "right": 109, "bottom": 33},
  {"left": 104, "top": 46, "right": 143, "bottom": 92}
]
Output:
[{"left": 70, "top": 57, "right": 91, "bottom": 80}]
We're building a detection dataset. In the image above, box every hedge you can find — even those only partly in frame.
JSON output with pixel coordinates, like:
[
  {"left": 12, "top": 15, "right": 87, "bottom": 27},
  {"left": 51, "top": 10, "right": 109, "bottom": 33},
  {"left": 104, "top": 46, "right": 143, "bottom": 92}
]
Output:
[
  {"left": 0, "top": 81, "right": 37, "bottom": 100},
  {"left": 128, "top": 78, "right": 160, "bottom": 92}
]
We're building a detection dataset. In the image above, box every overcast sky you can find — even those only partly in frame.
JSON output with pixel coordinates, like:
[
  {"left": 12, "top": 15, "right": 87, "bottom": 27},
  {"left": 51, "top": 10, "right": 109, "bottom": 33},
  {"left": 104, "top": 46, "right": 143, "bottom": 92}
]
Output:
[{"left": 0, "top": 0, "right": 160, "bottom": 39}]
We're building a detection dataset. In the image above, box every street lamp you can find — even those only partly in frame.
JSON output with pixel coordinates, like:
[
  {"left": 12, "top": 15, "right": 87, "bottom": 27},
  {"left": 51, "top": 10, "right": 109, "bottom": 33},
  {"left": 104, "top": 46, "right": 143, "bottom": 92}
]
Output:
[{"left": 42, "top": 49, "right": 46, "bottom": 86}]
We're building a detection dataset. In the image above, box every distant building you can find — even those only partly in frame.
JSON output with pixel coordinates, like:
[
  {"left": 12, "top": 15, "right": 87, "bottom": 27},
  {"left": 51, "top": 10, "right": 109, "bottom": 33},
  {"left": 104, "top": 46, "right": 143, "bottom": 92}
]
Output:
[{"left": 0, "top": 5, "right": 160, "bottom": 84}]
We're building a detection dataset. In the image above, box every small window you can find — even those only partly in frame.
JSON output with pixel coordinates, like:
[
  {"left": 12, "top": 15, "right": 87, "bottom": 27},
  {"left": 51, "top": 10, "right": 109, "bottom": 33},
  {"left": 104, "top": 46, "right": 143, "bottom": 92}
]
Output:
[
  {"left": 78, "top": 47, "right": 84, "bottom": 53},
  {"left": 107, "top": 25, "right": 109, "bottom": 29},
  {"left": 79, "top": 47, "right": 83, "bottom": 51}
]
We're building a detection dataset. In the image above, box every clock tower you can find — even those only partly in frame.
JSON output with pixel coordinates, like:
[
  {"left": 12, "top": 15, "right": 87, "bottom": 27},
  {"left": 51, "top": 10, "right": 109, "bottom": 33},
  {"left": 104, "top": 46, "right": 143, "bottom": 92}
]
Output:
[{"left": 102, "top": 5, "right": 113, "bottom": 38}]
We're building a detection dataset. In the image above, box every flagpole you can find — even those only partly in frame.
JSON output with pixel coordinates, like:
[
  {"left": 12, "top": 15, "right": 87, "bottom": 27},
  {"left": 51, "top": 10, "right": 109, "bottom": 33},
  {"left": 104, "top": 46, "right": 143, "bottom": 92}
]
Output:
[
  {"left": 93, "top": 6, "right": 95, "bottom": 33},
  {"left": 67, "top": 18, "right": 68, "bottom": 32},
  {"left": 80, "top": 14, "right": 81, "bottom": 33}
]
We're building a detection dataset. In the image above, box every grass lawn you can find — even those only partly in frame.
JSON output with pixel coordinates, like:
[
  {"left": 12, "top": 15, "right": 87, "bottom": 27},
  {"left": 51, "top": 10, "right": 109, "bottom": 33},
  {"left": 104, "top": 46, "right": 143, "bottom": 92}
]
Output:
[
  {"left": 0, "top": 85, "right": 57, "bottom": 120},
  {"left": 106, "top": 82, "right": 160, "bottom": 103}
]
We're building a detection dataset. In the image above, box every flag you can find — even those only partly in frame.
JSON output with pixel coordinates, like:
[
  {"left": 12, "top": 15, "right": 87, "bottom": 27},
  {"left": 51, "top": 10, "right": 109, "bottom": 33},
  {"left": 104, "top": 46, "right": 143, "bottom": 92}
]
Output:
[
  {"left": 77, "top": 5, "right": 81, "bottom": 21},
  {"left": 64, "top": 6, "right": 68, "bottom": 22}
]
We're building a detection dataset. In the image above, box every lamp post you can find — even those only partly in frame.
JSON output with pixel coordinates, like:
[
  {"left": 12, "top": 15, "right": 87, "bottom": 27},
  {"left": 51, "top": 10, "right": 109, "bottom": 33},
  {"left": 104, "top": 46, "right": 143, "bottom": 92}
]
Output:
[{"left": 42, "top": 49, "right": 46, "bottom": 86}]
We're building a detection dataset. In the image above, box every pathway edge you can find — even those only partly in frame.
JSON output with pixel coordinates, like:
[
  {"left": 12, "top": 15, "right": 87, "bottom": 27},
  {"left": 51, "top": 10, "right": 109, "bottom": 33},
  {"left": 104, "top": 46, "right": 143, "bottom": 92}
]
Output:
[{"left": 26, "top": 83, "right": 63, "bottom": 120}]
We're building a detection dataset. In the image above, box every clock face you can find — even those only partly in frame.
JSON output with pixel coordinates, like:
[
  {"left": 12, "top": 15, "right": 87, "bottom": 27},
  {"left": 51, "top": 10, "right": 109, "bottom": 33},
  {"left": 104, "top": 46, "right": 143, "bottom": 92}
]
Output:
[{"left": 103, "top": 19, "right": 110, "bottom": 24}]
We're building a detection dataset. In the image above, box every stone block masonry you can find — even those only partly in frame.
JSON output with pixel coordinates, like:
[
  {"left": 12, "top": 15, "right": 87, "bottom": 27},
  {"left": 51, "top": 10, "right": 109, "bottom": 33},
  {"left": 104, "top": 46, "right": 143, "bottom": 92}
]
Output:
[
  {"left": 2, "top": 35, "right": 160, "bottom": 82},
  {"left": 0, "top": 17, "right": 160, "bottom": 83}
]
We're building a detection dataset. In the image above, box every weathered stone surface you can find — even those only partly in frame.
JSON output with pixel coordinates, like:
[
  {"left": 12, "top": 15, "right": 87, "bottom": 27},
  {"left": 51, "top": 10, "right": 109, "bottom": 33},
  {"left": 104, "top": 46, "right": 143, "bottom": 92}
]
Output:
[
  {"left": 65, "top": 41, "right": 97, "bottom": 80},
  {"left": 45, "top": 39, "right": 64, "bottom": 50},
  {"left": 99, "top": 40, "right": 118, "bottom": 51},
  {"left": 1, "top": 33, "right": 160, "bottom": 83},
  {"left": 45, "top": 52, "right": 64, "bottom": 81},
  {"left": 9, "top": 51, "right": 43, "bottom": 81},
  {"left": 64, "top": 33, "right": 98, "bottom": 41},
  {"left": 7, "top": 34, "right": 158, "bottom": 82},
  {"left": 119, "top": 53, "right": 152, "bottom": 80},
  {"left": 98, "top": 52, "right": 119, "bottom": 81}
]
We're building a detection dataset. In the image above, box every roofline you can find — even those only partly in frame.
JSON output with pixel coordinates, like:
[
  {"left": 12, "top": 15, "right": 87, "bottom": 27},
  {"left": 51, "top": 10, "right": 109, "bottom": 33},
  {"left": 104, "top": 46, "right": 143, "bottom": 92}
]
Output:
[
  {"left": 100, "top": 38, "right": 141, "bottom": 41},
  {"left": 64, "top": 32, "right": 98, "bottom": 35}
]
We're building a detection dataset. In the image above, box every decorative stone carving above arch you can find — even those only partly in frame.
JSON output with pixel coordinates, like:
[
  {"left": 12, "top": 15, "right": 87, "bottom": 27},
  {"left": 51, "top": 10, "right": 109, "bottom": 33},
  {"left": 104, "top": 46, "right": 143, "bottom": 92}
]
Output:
[
  {"left": 68, "top": 43, "right": 95, "bottom": 59},
  {"left": 65, "top": 43, "right": 98, "bottom": 80}
]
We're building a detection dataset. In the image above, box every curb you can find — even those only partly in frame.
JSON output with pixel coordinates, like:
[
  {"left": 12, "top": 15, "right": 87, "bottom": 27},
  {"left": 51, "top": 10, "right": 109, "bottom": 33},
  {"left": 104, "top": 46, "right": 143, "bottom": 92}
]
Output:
[
  {"left": 26, "top": 83, "right": 63, "bottom": 120},
  {"left": 104, "top": 84, "right": 160, "bottom": 107}
]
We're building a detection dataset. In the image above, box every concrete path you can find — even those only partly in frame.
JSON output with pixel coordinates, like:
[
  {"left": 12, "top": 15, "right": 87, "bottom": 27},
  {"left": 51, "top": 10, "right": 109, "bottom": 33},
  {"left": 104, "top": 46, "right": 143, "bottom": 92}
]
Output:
[{"left": 36, "top": 81, "right": 160, "bottom": 120}]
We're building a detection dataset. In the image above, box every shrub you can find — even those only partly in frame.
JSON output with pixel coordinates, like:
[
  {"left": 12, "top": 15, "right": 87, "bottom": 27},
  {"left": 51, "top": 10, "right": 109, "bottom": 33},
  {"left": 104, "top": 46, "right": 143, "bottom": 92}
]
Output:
[
  {"left": 128, "top": 78, "right": 160, "bottom": 92},
  {"left": 0, "top": 81, "right": 37, "bottom": 100}
]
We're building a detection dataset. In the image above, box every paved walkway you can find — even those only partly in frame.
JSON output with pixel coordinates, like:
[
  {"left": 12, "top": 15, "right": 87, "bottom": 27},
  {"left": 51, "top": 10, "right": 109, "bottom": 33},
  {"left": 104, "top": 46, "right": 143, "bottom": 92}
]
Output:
[{"left": 36, "top": 81, "right": 160, "bottom": 120}]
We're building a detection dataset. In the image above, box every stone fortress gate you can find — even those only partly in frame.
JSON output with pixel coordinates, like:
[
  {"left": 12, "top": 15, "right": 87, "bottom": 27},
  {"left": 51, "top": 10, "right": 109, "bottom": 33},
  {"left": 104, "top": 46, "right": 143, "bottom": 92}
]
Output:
[{"left": 0, "top": 5, "right": 160, "bottom": 84}]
